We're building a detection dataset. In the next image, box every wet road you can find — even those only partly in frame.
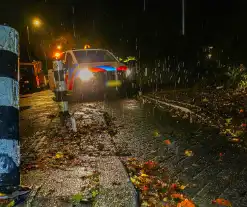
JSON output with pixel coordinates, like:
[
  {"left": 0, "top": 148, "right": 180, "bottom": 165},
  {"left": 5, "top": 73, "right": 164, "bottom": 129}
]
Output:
[
  {"left": 20, "top": 91, "right": 247, "bottom": 206},
  {"left": 102, "top": 99, "right": 247, "bottom": 207}
]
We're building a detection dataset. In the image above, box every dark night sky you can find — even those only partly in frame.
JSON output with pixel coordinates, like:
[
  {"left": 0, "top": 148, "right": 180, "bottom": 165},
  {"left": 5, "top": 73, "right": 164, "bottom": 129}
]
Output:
[{"left": 1, "top": 0, "right": 247, "bottom": 63}]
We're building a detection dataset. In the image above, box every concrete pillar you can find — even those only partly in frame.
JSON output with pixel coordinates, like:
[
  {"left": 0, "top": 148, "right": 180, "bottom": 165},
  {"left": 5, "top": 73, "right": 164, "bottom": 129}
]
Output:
[{"left": 0, "top": 25, "right": 20, "bottom": 193}]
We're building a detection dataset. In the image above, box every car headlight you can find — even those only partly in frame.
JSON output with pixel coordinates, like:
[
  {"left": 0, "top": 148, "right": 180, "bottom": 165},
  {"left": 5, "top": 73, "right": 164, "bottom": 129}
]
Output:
[{"left": 78, "top": 70, "right": 94, "bottom": 81}]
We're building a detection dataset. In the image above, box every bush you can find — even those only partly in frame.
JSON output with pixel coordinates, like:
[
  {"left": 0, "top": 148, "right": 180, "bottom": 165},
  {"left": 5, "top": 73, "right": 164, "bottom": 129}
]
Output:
[
  {"left": 238, "top": 74, "right": 247, "bottom": 91},
  {"left": 225, "top": 67, "right": 245, "bottom": 88}
]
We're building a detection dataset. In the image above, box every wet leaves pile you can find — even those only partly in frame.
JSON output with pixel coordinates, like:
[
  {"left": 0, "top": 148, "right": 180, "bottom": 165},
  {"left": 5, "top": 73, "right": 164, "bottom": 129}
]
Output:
[{"left": 124, "top": 158, "right": 197, "bottom": 207}]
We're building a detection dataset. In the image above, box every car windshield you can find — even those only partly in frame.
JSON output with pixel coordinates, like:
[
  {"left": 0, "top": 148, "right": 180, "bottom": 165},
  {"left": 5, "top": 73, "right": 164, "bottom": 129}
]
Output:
[{"left": 73, "top": 50, "right": 116, "bottom": 63}]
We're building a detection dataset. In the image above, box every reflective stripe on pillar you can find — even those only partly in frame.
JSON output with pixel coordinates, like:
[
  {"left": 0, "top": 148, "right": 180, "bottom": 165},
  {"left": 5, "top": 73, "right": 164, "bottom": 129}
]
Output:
[{"left": 0, "top": 25, "right": 20, "bottom": 192}]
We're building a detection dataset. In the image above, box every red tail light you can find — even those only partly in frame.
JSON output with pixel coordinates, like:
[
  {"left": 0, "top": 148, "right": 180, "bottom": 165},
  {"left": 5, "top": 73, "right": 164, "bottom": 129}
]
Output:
[
  {"left": 117, "top": 66, "right": 127, "bottom": 71},
  {"left": 89, "top": 67, "right": 105, "bottom": 72}
]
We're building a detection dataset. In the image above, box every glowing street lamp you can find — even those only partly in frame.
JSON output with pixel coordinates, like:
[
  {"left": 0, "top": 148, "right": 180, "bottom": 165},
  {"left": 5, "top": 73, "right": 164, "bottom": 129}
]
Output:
[
  {"left": 32, "top": 18, "right": 42, "bottom": 27},
  {"left": 57, "top": 45, "right": 62, "bottom": 50}
]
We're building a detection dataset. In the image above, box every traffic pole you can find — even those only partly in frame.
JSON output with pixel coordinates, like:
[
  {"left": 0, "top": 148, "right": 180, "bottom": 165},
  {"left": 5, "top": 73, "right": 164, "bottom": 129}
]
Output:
[
  {"left": 52, "top": 60, "right": 77, "bottom": 132},
  {"left": 0, "top": 25, "right": 30, "bottom": 204},
  {"left": 53, "top": 60, "right": 69, "bottom": 117}
]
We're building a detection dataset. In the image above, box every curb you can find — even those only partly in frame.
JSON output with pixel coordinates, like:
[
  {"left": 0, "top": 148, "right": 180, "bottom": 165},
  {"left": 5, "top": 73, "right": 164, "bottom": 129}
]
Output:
[
  {"left": 141, "top": 95, "right": 220, "bottom": 128},
  {"left": 97, "top": 112, "right": 140, "bottom": 207}
]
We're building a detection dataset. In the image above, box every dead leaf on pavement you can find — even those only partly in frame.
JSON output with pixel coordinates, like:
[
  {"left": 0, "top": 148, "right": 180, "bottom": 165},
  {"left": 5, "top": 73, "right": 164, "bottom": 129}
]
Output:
[
  {"left": 184, "top": 150, "right": 193, "bottom": 157},
  {"left": 212, "top": 198, "right": 232, "bottom": 206}
]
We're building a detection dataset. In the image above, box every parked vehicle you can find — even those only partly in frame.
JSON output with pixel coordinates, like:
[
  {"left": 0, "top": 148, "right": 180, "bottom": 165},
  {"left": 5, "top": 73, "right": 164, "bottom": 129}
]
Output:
[{"left": 20, "top": 61, "right": 47, "bottom": 94}]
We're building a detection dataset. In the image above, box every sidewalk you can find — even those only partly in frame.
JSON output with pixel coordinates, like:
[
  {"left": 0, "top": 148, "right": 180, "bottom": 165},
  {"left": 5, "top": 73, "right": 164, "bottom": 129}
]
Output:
[
  {"left": 143, "top": 88, "right": 247, "bottom": 148},
  {"left": 19, "top": 90, "right": 138, "bottom": 207}
]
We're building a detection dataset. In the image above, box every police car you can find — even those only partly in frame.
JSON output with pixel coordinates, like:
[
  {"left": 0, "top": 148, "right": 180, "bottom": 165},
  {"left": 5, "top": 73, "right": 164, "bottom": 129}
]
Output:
[{"left": 59, "top": 48, "right": 132, "bottom": 100}]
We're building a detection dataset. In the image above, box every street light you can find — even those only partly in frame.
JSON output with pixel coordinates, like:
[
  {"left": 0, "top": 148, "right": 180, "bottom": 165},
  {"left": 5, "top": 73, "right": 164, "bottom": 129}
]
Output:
[
  {"left": 57, "top": 45, "right": 62, "bottom": 50},
  {"left": 32, "top": 18, "right": 42, "bottom": 27},
  {"left": 26, "top": 18, "right": 42, "bottom": 45}
]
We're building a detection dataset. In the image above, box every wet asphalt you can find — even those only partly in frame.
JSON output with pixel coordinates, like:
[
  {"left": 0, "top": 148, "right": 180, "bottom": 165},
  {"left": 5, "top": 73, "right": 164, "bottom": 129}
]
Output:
[
  {"left": 20, "top": 91, "right": 247, "bottom": 207},
  {"left": 102, "top": 99, "right": 247, "bottom": 207}
]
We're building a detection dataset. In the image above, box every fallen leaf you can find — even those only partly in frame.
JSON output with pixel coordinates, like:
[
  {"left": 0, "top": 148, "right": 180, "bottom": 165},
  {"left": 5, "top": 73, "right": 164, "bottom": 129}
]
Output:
[
  {"left": 164, "top": 139, "right": 171, "bottom": 145},
  {"left": 91, "top": 189, "right": 99, "bottom": 198},
  {"left": 141, "top": 201, "right": 150, "bottom": 206},
  {"left": 142, "top": 185, "right": 149, "bottom": 191},
  {"left": 154, "top": 130, "right": 160, "bottom": 137},
  {"left": 171, "top": 193, "right": 184, "bottom": 200},
  {"left": 177, "top": 199, "right": 195, "bottom": 207},
  {"left": 180, "top": 185, "right": 186, "bottom": 190},
  {"left": 144, "top": 160, "right": 157, "bottom": 170},
  {"left": 212, "top": 198, "right": 232, "bottom": 206},
  {"left": 130, "top": 176, "right": 140, "bottom": 186},
  {"left": 55, "top": 152, "right": 64, "bottom": 159},
  {"left": 163, "top": 197, "right": 168, "bottom": 202},
  {"left": 171, "top": 183, "right": 177, "bottom": 189},
  {"left": 71, "top": 193, "right": 83, "bottom": 204},
  {"left": 184, "top": 150, "right": 193, "bottom": 157},
  {"left": 141, "top": 173, "right": 149, "bottom": 177}
]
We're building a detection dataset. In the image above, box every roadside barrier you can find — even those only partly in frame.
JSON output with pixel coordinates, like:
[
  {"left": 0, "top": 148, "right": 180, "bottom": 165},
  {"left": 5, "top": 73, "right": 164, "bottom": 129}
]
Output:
[{"left": 52, "top": 60, "right": 77, "bottom": 132}]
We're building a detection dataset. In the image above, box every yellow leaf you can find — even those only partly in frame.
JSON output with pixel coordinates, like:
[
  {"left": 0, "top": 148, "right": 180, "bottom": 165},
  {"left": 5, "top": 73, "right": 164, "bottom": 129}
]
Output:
[
  {"left": 163, "top": 197, "right": 168, "bottom": 202},
  {"left": 55, "top": 152, "right": 64, "bottom": 159},
  {"left": 130, "top": 177, "right": 136, "bottom": 183},
  {"left": 184, "top": 150, "right": 193, "bottom": 157},
  {"left": 141, "top": 173, "right": 149, "bottom": 177},
  {"left": 153, "top": 130, "right": 160, "bottom": 137},
  {"left": 180, "top": 185, "right": 186, "bottom": 190}
]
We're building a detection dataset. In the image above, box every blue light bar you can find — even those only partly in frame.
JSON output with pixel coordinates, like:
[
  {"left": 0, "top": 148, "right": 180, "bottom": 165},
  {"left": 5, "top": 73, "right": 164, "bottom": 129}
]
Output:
[{"left": 95, "top": 65, "right": 116, "bottom": 71}]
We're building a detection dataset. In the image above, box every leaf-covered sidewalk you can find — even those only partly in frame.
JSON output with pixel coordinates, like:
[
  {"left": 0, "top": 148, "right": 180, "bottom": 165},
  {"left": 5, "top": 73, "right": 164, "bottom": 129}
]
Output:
[
  {"left": 122, "top": 157, "right": 233, "bottom": 207},
  {"left": 147, "top": 88, "right": 247, "bottom": 148},
  {"left": 17, "top": 91, "right": 137, "bottom": 207}
]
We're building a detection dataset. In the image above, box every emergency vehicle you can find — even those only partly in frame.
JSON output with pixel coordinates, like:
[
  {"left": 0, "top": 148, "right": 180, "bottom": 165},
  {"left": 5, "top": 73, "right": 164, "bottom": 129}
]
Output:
[{"left": 56, "top": 48, "right": 132, "bottom": 99}]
